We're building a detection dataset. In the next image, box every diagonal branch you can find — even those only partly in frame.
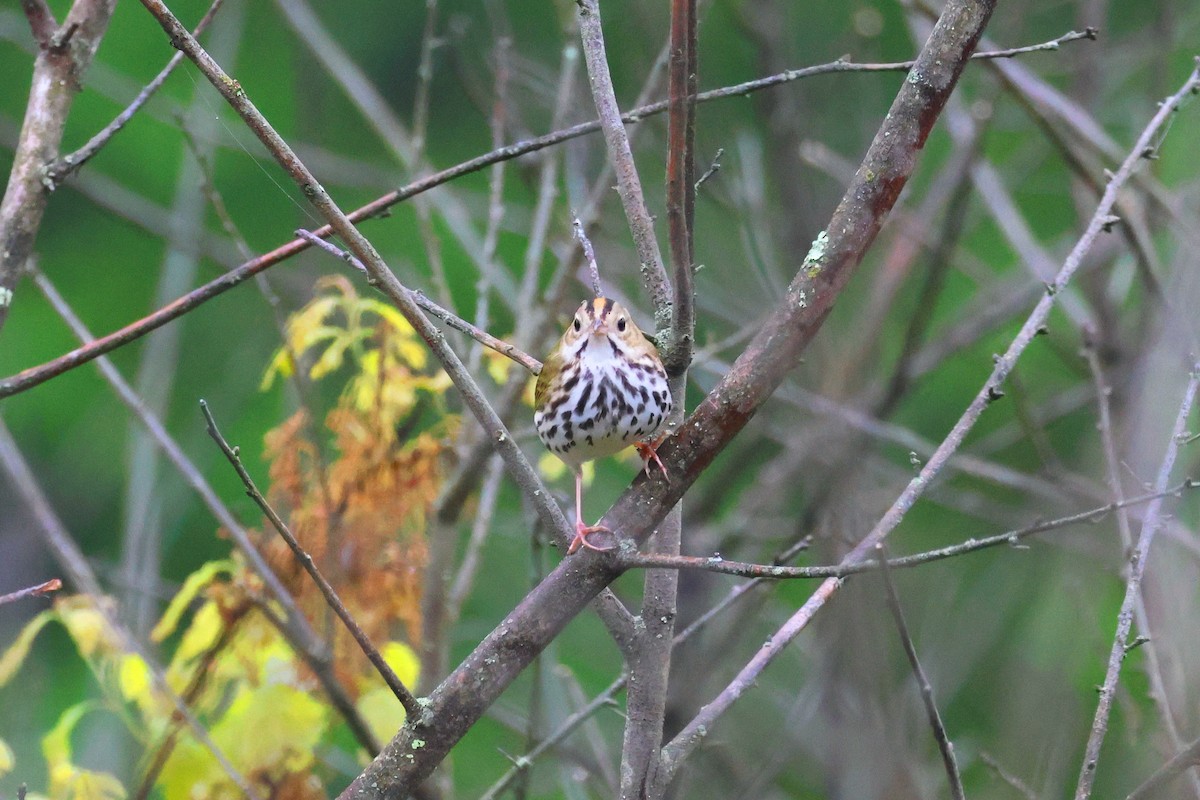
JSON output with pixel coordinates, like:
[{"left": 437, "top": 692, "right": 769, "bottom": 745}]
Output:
[
  {"left": 337, "top": 1, "right": 995, "bottom": 795},
  {"left": 877, "top": 544, "right": 965, "bottom": 800}
]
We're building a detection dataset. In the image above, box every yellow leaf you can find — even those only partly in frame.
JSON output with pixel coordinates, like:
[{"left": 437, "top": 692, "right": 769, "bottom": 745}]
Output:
[
  {"left": 0, "top": 608, "right": 54, "bottom": 686},
  {"left": 381, "top": 641, "right": 420, "bottom": 688},
  {"left": 0, "top": 737, "right": 13, "bottom": 776},
  {"left": 57, "top": 599, "right": 117, "bottom": 659},
  {"left": 173, "top": 601, "right": 224, "bottom": 665},
  {"left": 152, "top": 560, "right": 234, "bottom": 643},
  {"left": 483, "top": 349, "right": 512, "bottom": 385},
  {"left": 259, "top": 347, "right": 296, "bottom": 391},
  {"left": 157, "top": 739, "right": 223, "bottom": 800},
  {"left": 356, "top": 642, "right": 422, "bottom": 744},
  {"left": 356, "top": 684, "right": 405, "bottom": 745},
  {"left": 43, "top": 701, "right": 94, "bottom": 778},
  {"left": 63, "top": 769, "right": 127, "bottom": 800},
  {"left": 118, "top": 655, "right": 150, "bottom": 702},
  {"left": 212, "top": 684, "right": 326, "bottom": 774}
]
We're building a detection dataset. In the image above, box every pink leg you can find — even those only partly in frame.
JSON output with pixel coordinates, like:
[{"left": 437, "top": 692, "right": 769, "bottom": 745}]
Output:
[{"left": 568, "top": 469, "right": 613, "bottom": 555}]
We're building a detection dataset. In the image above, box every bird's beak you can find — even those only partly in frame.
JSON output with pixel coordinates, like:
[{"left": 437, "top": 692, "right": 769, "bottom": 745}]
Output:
[{"left": 591, "top": 317, "right": 608, "bottom": 336}]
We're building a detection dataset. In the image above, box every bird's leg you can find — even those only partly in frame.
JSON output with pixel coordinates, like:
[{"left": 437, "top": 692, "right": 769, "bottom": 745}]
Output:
[
  {"left": 569, "top": 469, "right": 614, "bottom": 554},
  {"left": 635, "top": 435, "right": 670, "bottom": 483}
]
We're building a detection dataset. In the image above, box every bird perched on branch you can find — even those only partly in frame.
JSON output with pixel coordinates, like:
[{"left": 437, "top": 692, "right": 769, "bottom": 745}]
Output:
[{"left": 535, "top": 298, "right": 671, "bottom": 554}]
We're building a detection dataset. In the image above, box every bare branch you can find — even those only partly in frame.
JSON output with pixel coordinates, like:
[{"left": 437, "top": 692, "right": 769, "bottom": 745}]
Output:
[
  {"left": 572, "top": 216, "right": 603, "bottom": 297},
  {"left": 1074, "top": 366, "right": 1200, "bottom": 798},
  {"left": 45, "top": 0, "right": 226, "bottom": 185},
  {"left": 660, "top": 59, "right": 1200, "bottom": 779},
  {"left": 877, "top": 544, "right": 965, "bottom": 800},
  {"left": 1084, "top": 336, "right": 1200, "bottom": 799},
  {"left": 294, "top": 229, "right": 544, "bottom": 375},
  {"left": 1127, "top": 735, "right": 1200, "bottom": 800},
  {"left": 20, "top": 0, "right": 57, "bottom": 46},
  {"left": 0, "top": 0, "right": 117, "bottom": 334},
  {"left": 0, "top": 578, "right": 62, "bottom": 606},
  {"left": 615, "top": 482, "right": 1195, "bottom": 579}
]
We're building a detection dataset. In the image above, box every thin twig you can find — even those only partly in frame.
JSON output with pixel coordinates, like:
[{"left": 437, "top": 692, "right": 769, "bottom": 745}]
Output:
[
  {"left": 0, "top": 578, "right": 62, "bottom": 606},
  {"left": 980, "top": 752, "right": 1038, "bottom": 800},
  {"left": 572, "top": 216, "right": 603, "bottom": 297},
  {"left": 1126, "top": 735, "right": 1200, "bottom": 800},
  {"left": 200, "top": 400, "right": 422, "bottom": 719},
  {"left": 614, "top": 482, "right": 1196, "bottom": 579},
  {"left": 877, "top": 543, "right": 965, "bottom": 800},
  {"left": 1074, "top": 365, "right": 1200, "bottom": 799},
  {"left": 294, "top": 229, "right": 543, "bottom": 375},
  {"left": 0, "top": 30, "right": 1096, "bottom": 399}
]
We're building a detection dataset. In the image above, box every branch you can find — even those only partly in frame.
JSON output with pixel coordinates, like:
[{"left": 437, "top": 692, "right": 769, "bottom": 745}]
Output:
[
  {"left": 577, "top": 0, "right": 671, "bottom": 331},
  {"left": 338, "top": 1, "right": 996, "bottom": 795},
  {"left": 1127, "top": 735, "right": 1200, "bottom": 800},
  {"left": 877, "top": 544, "right": 964, "bottom": 800},
  {"left": 0, "top": 30, "right": 1093, "bottom": 400},
  {"left": 0, "top": 0, "right": 117, "bottom": 335},
  {"left": 294, "top": 229, "right": 543, "bottom": 375},
  {"left": 1074, "top": 366, "right": 1200, "bottom": 799},
  {"left": 200, "top": 400, "right": 422, "bottom": 719},
  {"left": 1083, "top": 336, "right": 1200, "bottom": 799},
  {"left": 613, "top": 482, "right": 1197, "bottom": 579},
  {"left": 660, "top": 58, "right": 1200, "bottom": 780},
  {"left": 0, "top": 578, "right": 62, "bottom": 606},
  {"left": 20, "top": 0, "right": 57, "bottom": 46},
  {"left": 619, "top": 0, "right": 698, "bottom": 792}
]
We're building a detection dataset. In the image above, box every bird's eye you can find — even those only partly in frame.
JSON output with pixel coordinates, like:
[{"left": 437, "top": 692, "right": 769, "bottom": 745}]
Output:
[
  {"left": 617, "top": 317, "right": 627, "bottom": 332},
  {"left": 573, "top": 318, "right": 582, "bottom": 332}
]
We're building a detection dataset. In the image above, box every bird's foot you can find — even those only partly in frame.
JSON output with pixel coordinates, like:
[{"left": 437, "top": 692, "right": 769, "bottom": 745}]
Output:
[
  {"left": 569, "top": 521, "right": 616, "bottom": 555},
  {"left": 635, "top": 437, "right": 670, "bottom": 483}
]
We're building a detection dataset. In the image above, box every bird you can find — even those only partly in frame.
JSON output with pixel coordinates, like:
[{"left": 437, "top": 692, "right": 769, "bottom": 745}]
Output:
[{"left": 534, "top": 297, "right": 672, "bottom": 554}]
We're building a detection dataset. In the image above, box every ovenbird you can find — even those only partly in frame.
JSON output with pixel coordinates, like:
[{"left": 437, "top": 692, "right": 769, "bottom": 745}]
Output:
[{"left": 535, "top": 297, "right": 672, "bottom": 554}]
